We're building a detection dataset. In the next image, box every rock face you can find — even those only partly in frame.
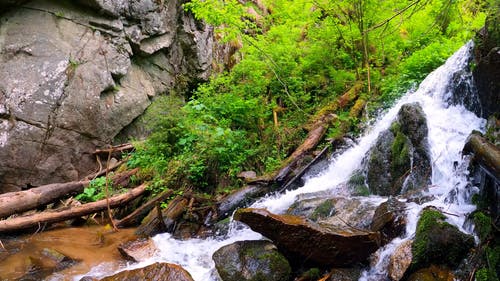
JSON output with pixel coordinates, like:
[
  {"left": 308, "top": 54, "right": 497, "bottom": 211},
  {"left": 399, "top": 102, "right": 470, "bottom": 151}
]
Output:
[
  {"left": 98, "top": 262, "right": 194, "bottom": 281},
  {"left": 0, "top": 0, "right": 213, "bottom": 193},
  {"left": 472, "top": 10, "right": 500, "bottom": 119},
  {"left": 234, "top": 208, "right": 381, "bottom": 267},
  {"left": 366, "top": 103, "right": 431, "bottom": 196},
  {"left": 411, "top": 207, "right": 474, "bottom": 272},
  {"left": 212, "top": 240, "right": 291, "bottom": 281}
]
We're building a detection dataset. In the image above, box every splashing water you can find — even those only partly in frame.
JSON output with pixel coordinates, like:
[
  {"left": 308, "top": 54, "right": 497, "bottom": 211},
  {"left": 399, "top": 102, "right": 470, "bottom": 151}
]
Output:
[{"left": 75, "top": 41, "right": 485, "bottom": 281}]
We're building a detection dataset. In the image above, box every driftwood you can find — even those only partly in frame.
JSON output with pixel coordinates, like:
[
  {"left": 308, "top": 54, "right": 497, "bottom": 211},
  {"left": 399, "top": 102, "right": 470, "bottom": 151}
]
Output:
[
  {"left": 135, "top": 196, "right": 188, "bottom": 237},
  {"left": 115, "top": 189, "right": 174, "bottom": 228},
  {"left": 274, "top": 82, "right": 364, "bottom": 184},
  {"left": 0, "top": 181, "right": 90, "bottom": 219},
  {"left": 0, "top": 183, "right": 147, "bottom": 233},
  {"left": 463, "top": 132, "right": 500, "bottom": 177},
  {"left": 0, "top": 169, "right": 139, "bottom": 220}
]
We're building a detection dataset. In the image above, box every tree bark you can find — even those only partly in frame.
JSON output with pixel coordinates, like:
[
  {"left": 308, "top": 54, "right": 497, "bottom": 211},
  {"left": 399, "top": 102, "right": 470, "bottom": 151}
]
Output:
[
  {"left": 0, "top": 170, "right": 139, "bottom": 219},
  {"left": 463, "top": 132, "right": 500, "bottom": 176},
  {"left": 0, "top": 184, "right": 147, "bottom": 233},
  {"left": 135, "top": 196, "right": 188, "bottom": 237},
  {"left": 274, "top": 82, "right": 364, "bottom": 183},
  {"left": 0, "top": 181, "right": 90, "bottom": 219}
]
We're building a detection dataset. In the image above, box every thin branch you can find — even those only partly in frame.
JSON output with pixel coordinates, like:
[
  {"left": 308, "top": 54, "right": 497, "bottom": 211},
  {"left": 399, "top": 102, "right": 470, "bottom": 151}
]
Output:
[{"left": 363, "top": 0, "right": 423, "bottom": 34}]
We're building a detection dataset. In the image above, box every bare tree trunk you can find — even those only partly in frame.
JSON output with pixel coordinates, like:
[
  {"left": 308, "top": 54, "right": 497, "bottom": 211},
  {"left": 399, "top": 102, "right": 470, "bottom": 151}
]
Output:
[
  {"left": 0, "top": 184, "right": 147, "bottom": 233},
  {"left": 115, "top": 189, "right": 174, "bottom": 228},
  {"left": 0, "top": 169, "right": 139, "bottom": 219},
  {"left": 0, "top": 181, "right": 90, "bottom": 219}
]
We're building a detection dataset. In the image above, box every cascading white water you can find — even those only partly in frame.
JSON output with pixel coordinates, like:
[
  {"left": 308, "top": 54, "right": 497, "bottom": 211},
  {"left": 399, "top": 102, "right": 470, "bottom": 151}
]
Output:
[{"left": 74, "top": 41, "right": 485, "bottom": 281}]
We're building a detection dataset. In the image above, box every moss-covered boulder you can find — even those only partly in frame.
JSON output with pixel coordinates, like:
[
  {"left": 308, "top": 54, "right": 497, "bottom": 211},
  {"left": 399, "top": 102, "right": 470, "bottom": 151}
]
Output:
[
  {"left": 411, "top": 207, "right": 474, "bottom": 272},
  {"left": 212, "top": 240, "right": 291, "bottom": 281},
  {"left": 366, "top": 103, "right": 431, "bottom": 196}
]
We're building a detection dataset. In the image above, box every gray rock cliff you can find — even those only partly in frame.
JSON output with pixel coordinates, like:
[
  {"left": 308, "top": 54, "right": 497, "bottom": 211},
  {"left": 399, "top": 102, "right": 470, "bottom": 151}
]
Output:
[{"left": 0, "top": 0, "right": 214, "bottom": 192}]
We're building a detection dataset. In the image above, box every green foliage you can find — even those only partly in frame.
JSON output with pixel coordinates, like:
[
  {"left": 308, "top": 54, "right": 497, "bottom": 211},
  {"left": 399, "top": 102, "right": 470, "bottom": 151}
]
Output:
[
  {"left": 129, "top": 0, "right": 490, "bottom": 195},
  {"left": 473, "top": 211, "right": 492, "bottom": 241},
  {"left": 75, "top": 177, "right": 112, "bottom": 203}
]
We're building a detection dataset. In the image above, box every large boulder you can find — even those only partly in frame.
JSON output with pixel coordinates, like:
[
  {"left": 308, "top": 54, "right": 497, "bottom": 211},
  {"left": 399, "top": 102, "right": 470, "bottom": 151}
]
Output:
[
  {"left": 366, "top": 103, "right": 431, "bottom": 196},
  {"left": 472, "top": 9, "right": 500, "bottom": 119},
  {"left": 0, "top": 0, "right": 213, "bottom": 193},
  {"left": 212, "top": 240, "right": 291, "bottom": 281},
  {"left": 388, "top": 240, "right": 413, "bottom": 281},
  {"left": 234, "top": 208, "right": 381, "bottom": 267},
  {"left": 410, "top": 207, "right": 474, "bottom": 272},
  {"left": 97, "top": 262, "right": 194, "bottom": 281}
]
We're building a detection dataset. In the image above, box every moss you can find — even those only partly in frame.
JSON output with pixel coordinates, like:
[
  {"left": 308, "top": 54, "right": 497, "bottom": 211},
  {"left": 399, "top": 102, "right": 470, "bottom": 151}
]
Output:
[
  {"left": 473, "top": 211, "right": 492, "bottom": 241},
  {"left": 311, "top": 200, "right": 335, "bottom": 221},
  {"left": 391, "top": 131, "right": 410, "bottom": 169},
  {"left": 411, "top": 208, "right": 474, "bottom": 271}
]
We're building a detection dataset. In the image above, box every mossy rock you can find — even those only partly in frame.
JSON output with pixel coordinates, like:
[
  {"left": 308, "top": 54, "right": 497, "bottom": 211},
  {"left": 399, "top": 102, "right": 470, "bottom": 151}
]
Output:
[
  {"left": 366, "top": 103, "right": 431, "bottom": 196},
  {"left": 212, "top": 240, "right": 291, "bottom": 281},
  {"left": 411, "top": 207, "right": 474, "bottom": 272}
]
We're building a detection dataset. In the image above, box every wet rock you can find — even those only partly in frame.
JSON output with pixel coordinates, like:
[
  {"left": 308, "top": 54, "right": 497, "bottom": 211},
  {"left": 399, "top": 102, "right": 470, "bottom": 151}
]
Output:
[
  {"left": 324, "top": 267, "right": 362, "bottom": 281},
  {"left": 370, "top": 198, "right": 407, "bottom": 244},
  {"left": 411, "top": 207, "right": 474, "bottom": 272},
  {"left": 472, "top": 10, "right": 500, "bottom": 119},
  {"left": 288, "top": 196, "right": 379, "bottom": 230},
  {"left": 19, "top": 248, "right": 78, "bottom": 281},
  {"left": 366, "top": 103, "right": 432, "bottom": 196},
  {"left": 388, "top": 240, "right": 413, "bottom": 281},
  {"left": 98, "top": 262, "right": 194, "bottom": 281},
  {"left": 216, "top": 185, "right": 268, "bottom": 221},
  {"left": 212, "top": 240, "right": 291, "bottom": 281},
  {"left": 118, "top": 238, "right": 157, "bottom": 262},
  {"left": 406, "top": 265, "right": 456, "bottom": 281},
  {"left": 234, "top": 208, "right": 381, "bottom": 267}
]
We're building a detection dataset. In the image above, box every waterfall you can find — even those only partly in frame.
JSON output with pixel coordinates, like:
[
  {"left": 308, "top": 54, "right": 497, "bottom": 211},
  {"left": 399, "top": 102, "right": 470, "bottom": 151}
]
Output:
[{"left": 74, "top": 41, "right": 486, "bottom": 281}]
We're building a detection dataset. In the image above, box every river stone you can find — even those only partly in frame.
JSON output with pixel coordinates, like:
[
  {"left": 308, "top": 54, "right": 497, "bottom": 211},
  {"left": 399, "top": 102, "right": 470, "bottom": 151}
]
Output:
[
  {"left": 212, "top": 240, "right": 291, "bottom": 281},
  {"left": 370, "top": 198, "right": 407, "bottom": 245},
  {"left": 117, "top": 238, "right": 157, "bottom": 262},
  {"left": 324, "top": 268, "right": 362, "bottom": 281},
  {"left": 366, "top": 103, "right": 432, "bottom": 196},
  {"left": 98, "top": 262, "right": 194, "bottom": 281},
  {"left": 0, "top": 0, "right": 214, "bottom": 193},
  {"left": 410, "top": 207, "right": 474, "bottom": 272},
  {"left": 388, "top": 240, "right": 413, "bottom": 281},
  {"left": 234, "top": 208, "right": 381, "bottom": 267}
]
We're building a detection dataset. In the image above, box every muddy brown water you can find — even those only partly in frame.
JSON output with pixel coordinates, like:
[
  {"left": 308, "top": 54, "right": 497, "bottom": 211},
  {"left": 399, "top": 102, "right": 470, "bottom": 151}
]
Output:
[{"left": 0, "top": 224, "right": 137, "bottom": 280}]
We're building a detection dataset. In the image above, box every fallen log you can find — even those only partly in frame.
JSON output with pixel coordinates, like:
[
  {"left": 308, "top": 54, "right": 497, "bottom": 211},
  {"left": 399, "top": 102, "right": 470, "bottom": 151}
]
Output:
[
  {"left": 115, "top": 189, "right": 173, "bottom": 228},
  {"left": 0, "top": 183, "right": 147, "bottom": 233},
  {"left": 0, "top": 170, "right": 140, "bottom": 219},
  {"left": 274, "top": 82, "right": 364, "bottom": 184},
  {"left": 463, "top": 132, "right": 500, "bottom": 177},
  {"left": 0, "top": 181, "right": 90, "bottom": 219}
]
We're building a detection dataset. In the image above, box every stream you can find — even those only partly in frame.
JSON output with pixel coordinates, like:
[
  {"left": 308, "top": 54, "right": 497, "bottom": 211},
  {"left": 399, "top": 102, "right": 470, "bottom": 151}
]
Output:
[{"left": 36, "top": 41, "right": 485, "bottom": 280}]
